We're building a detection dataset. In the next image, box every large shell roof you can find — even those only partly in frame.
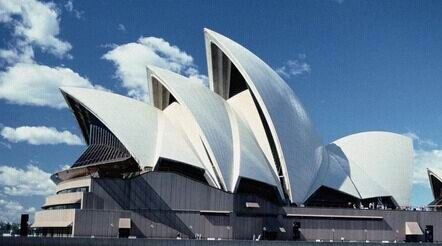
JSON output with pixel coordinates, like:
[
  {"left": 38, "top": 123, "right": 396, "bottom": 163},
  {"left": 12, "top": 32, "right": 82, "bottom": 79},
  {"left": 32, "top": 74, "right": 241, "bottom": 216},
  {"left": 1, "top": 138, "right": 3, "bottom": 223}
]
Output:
[{"left": 204, "top": 28, "right": 323, "bottom": 203}]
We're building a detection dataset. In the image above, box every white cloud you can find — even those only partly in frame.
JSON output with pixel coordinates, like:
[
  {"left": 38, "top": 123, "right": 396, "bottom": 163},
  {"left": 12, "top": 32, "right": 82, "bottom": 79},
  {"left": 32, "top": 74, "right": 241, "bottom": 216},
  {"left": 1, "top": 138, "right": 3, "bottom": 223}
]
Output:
[
  {"left": 413, "top": 149, "right": 442, "bottom": 186},
  {"left": 0, "top": 45, "right": 34, "bottom": 66},
  {"left": 0, "top": 199, "right": 35, "bottom": 223},
  {"left": 0, "top": 1, "right": 107, "bottom": 109},
  {"left": 0, "top": 63, "right": 101, "bottom": 108},
  {"left": 403, "top": 132, "right": 442, "bottom": 186},
  {"left": 1, "top": 126, "right": 83, "bottom": 145},
  {"left": 59, "top": 164, "right": 71, "bottom": 171},
  {"left": 403, "top": 132, "right": 439, "bottom": 149},
  {"left": 64, "top": 0, "right": 83, "bottom": 19},
  {"left": 0, "top": 164, "right": 56, "bottom": 196},
  {"left": 103, "top": 37, "right": 208, "bottom": 101},
  {"left": 276, "top": 54, "right": 311, "bottom": 78},
  {"left": 0, "top": 0, "right": 72, "bottom": 58}
]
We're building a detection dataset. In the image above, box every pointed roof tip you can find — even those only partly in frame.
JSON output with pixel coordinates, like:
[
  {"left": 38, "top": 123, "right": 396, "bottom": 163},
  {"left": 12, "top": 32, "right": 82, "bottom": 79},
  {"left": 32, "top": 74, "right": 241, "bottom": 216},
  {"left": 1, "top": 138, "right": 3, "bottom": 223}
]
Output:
[
  {"left": 146, "top": 64, "right": 159, "bottom": 71},
  {"left": 58, "top": 86, "right": 95, "bottom": 95},
  {"left": 59, "top": 86, "right": 73, "bottom": 91},
  {"left": 146, "top": 65, "right": 173, "bottom": 77},
  {"left": 59, "top": 86, "right": 80, "bottom": 95},
  {"left": 59, "top": 86, "right": 68, "bottom": 93},
  {"left": 203, "top": 28, "right": 220, "bottom": 38},
  {"left": 428, "top": 168, "right": 441, "bottom": 176},
  {"left": 145, "top": 64, "right": 156, "bottom": 74}
]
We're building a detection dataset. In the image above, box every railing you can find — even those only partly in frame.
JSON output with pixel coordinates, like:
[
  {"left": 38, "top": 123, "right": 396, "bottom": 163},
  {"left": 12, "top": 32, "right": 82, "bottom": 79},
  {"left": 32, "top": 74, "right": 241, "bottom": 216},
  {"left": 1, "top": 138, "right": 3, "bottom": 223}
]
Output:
[{"left": 0, "top": 238, "right": 441, "bottom": 246}]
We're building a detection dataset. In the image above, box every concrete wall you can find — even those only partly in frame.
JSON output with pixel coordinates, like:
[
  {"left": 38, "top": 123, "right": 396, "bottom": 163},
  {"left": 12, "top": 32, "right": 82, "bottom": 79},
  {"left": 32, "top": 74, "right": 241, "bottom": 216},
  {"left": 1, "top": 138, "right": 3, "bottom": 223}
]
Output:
[{"left": 72, "top": 171, "right": 442, "bottom": 242}]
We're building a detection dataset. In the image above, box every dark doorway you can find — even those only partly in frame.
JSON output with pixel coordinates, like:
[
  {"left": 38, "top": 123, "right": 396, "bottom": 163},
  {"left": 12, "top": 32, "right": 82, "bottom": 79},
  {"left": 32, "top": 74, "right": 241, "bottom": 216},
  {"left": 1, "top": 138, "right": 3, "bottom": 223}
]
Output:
[
  {"left": 119, "top": 228, "right": 130, "bottom": 238},
  {"left": 20, "top": 214, "right": 29, "bottom": 237},
  {"left": 405, "top": 235, "right": 420, "bottom": 242},
  {"left": 425, "top": 225, "right": 434, "bottom": 243},
  {"left": 293, "top": 222, "right": 301, "bottom": 240}
]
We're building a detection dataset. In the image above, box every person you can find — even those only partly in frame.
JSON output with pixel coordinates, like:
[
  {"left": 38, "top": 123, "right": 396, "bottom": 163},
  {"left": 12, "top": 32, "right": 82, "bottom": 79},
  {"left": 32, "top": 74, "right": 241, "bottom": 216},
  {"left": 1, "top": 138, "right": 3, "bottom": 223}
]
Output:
[{"left": 177, "top": 233, "right": 181, "bottom": 240}]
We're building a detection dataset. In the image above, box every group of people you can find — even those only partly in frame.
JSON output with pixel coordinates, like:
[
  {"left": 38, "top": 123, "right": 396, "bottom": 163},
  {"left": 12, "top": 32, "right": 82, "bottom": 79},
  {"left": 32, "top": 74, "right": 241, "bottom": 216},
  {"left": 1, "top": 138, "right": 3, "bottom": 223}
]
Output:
[{"left": 348, "top": 200, "right": 388, "bottom": 210}]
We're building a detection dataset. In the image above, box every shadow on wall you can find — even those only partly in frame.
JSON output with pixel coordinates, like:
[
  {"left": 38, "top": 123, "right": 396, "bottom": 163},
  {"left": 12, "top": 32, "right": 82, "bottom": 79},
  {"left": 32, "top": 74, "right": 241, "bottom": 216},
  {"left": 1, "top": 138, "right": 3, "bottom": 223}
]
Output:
[{"left": 95, "top": 175, "right": 194, "bottom": 238}]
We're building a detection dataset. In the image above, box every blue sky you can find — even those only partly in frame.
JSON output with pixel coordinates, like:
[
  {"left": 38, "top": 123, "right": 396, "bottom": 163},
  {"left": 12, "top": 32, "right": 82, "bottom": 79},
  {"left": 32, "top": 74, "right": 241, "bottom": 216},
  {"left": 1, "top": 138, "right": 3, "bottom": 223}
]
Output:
[{"left": 0, "top": 0, "right": 441, "bottom": 221}]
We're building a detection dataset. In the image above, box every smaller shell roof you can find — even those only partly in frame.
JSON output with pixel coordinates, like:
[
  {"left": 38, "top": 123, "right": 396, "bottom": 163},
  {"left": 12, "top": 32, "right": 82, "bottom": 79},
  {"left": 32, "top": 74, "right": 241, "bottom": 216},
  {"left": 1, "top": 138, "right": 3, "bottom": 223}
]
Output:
[
  {"left": 332, "top": 131, "right": 413, "bottom": 207},
  {"left": 60, "top": 87, "right": 203, "bottom": 171}
]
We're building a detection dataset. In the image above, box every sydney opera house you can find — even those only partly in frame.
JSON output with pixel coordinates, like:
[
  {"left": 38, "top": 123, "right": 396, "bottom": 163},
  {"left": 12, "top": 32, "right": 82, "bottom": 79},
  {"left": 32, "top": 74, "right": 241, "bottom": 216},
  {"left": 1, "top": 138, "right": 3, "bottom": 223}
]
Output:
[{"left": 32, "top": 29, "right": 442, "bottom": 242}]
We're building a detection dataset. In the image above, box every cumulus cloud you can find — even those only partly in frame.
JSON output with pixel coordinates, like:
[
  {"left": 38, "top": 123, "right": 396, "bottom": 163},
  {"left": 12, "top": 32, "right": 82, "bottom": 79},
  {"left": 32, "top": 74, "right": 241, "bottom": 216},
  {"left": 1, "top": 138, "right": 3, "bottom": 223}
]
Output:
[
  {"left": 0, "top": 0, "right": 72, "bottom": 59},
  {"left": 103, "top": 37, "right": 208, "bottom": 101},
  {"left": 0, "top": 1, "right": 107, "bottom": 108},
  {"left": 0, "top": 199, "right": 35, "bottom": 222},
  {"left": 0, "top": 45, "right": 34, "bottom": 66},
  {"left": 413, "top": 149, "right": 442, "bottom": 186},
  {"left": 0, "top": 164, "right": 56, "bottom": 196},
  {"left": 0, "top": 63, "right": 101, "bottom": 108},
  {"left": 1, "top": 126, "right": 83, "bottom": 145},
  {"left": 403, "top": 132, "right": 442, "bottom": 186},
  {"left": 276, "top": 54, "right": 311, "bottom": 78}
]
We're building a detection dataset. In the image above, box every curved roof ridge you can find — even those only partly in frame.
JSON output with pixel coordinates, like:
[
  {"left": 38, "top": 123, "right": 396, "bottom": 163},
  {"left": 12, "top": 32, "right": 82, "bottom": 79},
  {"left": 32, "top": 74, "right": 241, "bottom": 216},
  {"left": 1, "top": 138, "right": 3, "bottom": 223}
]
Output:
[
  {"left": 204, "top": 28, "right": 323, "bottom": 203},
  {"left": 147, "top": 66, "right": 283, "bottom": 199}
]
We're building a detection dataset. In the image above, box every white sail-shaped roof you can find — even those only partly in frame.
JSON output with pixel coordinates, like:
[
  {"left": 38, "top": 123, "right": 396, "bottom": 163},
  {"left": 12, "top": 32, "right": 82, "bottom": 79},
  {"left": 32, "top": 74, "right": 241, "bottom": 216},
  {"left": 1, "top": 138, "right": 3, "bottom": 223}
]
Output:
[
  {"left": 60, "top": 87, "right": 203, "bottom": 172},
  {"left": 305, "top": 145, "right": 361, "bottom": 200},
  {"left": 204, "top": 28, "right": 323, "bottom": 203},
  {"left": 162, "top": 101, "right": 221, "bottom": 188},
  {"left": 332, "top": 131, "right": 413, "bottom": 207},
  {"left": 428, "top": 168, "right": 442, "bottom": 201},
  {"left": 147, "top": 66, "right": 284, "bottom": 198}
]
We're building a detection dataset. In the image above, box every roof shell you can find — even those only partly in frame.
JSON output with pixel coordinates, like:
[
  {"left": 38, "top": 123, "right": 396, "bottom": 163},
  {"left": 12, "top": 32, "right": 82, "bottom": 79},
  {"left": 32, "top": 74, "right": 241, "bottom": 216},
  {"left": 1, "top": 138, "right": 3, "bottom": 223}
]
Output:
[
  {"left": 332, "top": 131, "right": 413, "bottom": 207},
  {"left": 204, "top": 29, "right": 323, "bottom": 203},
  {"left": 148, "top": 66, "right": 233, "bottom": 190},
  {"left": 147, "top": 66, "right": 283, "bottom": 198},
  {"left": 306, "top": 144, "right": 361, "bottom": 200},
  {"left": 60, "top": 87, "right": 203, "bottom": 171},
  {"left": 428, "top": 168, "right": 442, "bottom": 200}
]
